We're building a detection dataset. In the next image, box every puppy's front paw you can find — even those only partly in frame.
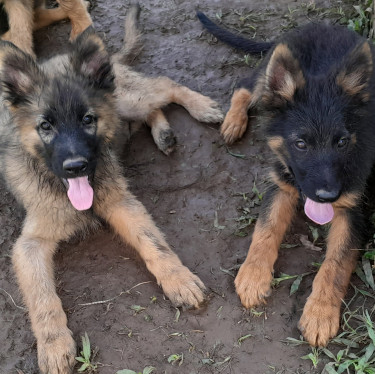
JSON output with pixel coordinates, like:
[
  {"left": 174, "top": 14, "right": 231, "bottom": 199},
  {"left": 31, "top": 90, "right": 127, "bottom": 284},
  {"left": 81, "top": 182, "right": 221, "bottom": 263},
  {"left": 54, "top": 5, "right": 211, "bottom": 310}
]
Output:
[
  {"left": 234, "top": 261, "right": 273, "bottom": 308},
  {"left": 221, "top": 110, "right": 249, "bottom": 144},
  {"left": 159, "top": 265, "right": 206, "bottom": 308},
  {"left": 299, "top": 297, "right": 340, "bottom": 347},
  {"left": 38, "top": 330, "right": 76, "bottom": 374}
]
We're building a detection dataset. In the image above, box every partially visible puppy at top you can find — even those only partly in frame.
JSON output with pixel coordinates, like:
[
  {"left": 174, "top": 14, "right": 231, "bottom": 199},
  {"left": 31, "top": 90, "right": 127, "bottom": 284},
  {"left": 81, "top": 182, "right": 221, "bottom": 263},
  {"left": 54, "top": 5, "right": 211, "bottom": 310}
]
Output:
[{"left": 0, "top": 0, "right": 92, "bottom": 57}]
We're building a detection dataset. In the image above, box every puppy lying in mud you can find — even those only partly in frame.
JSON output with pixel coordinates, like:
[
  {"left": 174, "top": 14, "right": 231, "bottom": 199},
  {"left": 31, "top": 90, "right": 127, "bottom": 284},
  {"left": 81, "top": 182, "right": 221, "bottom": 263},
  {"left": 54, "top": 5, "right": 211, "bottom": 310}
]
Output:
[
  {"left": 0, "top": 5, "right": 222, "bottom": 373},
  {"left": 198, "top": 12, "right": 375, "bottom": 346}
]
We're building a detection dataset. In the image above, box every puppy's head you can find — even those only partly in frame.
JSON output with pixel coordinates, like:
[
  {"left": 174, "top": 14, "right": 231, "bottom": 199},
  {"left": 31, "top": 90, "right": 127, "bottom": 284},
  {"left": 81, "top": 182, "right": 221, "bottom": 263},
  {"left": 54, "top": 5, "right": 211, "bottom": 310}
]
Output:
[
  {"left": 260, "top": 40, "right": 373, "bottom": 224},
  {"left": 0, "top": 28, "right": 118, "bottom": 210}
]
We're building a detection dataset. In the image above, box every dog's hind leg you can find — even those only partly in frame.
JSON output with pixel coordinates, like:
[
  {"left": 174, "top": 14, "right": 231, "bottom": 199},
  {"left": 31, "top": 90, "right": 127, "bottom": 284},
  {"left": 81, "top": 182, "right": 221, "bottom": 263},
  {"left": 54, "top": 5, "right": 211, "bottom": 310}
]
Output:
[
  {"left": 235, "top": 178, "right": 299, "bottom": 308},
  {"left": 2, "top": 0, "right": 34, "bottom": 56},
  {"left": 146, "top": 109, "right": 176, "bottom": 155},
  {"left": 33, "top": 4, "right": 69, "bottom": 30},
  {"left": 169, "top": 83, "right": 224, "bottom": 124},
  {"left": 12, "top": 219, "right": 76, "bottom": 374},
  {"left": 33, "top": 0, "right": 91, "bottom": 31},
  {"left": 299, "top": 203, "right": 360, "bottom": 346},
  {"left": 114, "top": 69, "right": 223, "bottom": 124},
  {"left": 56, "top": 0, "right": 92, "bottom": 40},
  {"left": 94, "top": 173, "right": 206, "bottom": 309},
  {"left": 114, "top": 4, "right": 222, "bottom": 124}
]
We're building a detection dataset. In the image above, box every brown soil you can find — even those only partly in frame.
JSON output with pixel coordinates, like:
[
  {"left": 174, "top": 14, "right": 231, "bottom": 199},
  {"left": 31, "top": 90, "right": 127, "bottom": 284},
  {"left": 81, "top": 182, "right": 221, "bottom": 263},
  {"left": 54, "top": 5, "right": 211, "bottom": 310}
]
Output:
[{"left": 0, "top": 0, "right": 360, "bottom": 373}]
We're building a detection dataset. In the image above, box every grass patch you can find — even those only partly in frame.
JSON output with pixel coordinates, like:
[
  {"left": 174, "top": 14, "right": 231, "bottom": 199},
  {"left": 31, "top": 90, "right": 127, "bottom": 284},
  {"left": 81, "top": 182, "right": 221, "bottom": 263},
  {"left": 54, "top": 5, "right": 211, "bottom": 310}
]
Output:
[
  {"left": 75, "top": 332, "right": 97, "bottom": 372},
  {"left": 347, "top": 0, "right": 375, "bottom": 39},
  {"left": 285, "top": 284, "right": 375, "bottom": 372},
  {"left": 117, "top": 367, "right": 156, "bottom": 374},
  {"left": 272, "top": 271, "right": 315, "bottom": 295},
  {"left": 167, "top": 353, "right": 184, "bottom": 366},
  {"left": 321, "top": 298, "right": 375, "bottom": 373},
  {"left": 231, "top": 180, "right": 264, "bottom": 237}
]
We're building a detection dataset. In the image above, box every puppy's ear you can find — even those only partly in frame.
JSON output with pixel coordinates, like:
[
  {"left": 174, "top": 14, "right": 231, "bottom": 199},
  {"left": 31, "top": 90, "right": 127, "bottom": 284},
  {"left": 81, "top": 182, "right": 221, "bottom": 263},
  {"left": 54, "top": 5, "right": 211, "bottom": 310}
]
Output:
[
  {"left": 336, "top": 41, "right": 373, "bottom": 100},
  {"left": 70, "top": 27, "right": 115, "bottom": 91},
  {"left": 0, "top": 41, "right": 44, "bottom": 107},
  {"left": 262, "top": 43, "right": 305, "bottom": 106}
]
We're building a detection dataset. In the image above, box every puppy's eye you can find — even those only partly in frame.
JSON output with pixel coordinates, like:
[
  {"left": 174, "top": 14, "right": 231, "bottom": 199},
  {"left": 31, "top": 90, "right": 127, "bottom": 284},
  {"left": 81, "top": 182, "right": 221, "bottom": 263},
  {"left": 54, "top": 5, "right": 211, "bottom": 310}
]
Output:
[
  {"left": 40, "top": 121, "right": 52, "bottom": 131},
  {"left": 337, "top": 137, "right": 348, "bottom": 148},
  {"left": 295, "top": 140, "right": 307, "bottom": 150},
  {"left": 82, "top": 115, "right": 94, "bottom": 125}
]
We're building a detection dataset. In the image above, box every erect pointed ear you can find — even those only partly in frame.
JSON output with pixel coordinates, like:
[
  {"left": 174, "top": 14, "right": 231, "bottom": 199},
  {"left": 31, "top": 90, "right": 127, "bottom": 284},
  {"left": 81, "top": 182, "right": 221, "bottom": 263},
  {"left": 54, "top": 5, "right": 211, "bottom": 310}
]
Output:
[
  {"left": 336, "top": 41, "right": 373, "bottom": 99},
  {"left": 70, "top": 26, "right": 115, "bottom": 91},
  {"left": 262, "top": 43, "right": 305, "bottom": 106},
  {"left": 0, "top": 41, "right": 44, "bottom": 107}
]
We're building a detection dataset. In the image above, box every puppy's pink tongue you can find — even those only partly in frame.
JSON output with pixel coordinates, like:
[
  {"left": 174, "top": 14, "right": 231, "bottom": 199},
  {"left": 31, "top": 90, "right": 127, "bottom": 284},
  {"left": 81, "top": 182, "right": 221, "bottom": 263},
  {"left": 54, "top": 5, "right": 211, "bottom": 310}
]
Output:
[
  {"left": 67, "top": 176, "right": 93, "bottom": 211},
  {"left": 304, "top": 198, "right": 334, "bottom": 225}
]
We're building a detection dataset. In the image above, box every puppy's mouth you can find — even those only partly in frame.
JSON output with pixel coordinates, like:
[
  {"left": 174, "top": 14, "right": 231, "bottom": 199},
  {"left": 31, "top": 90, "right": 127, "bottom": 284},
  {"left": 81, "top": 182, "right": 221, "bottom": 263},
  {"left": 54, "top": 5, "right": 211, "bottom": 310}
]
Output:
[
  {"left": 288, "top": 167, "right": 334, "bottom": 225},
  {"left": 303, "top": 196, "right": 334, "bottom": 225},
  {"left": 62, "top": 176, "right": 94, "bottom": 211}
]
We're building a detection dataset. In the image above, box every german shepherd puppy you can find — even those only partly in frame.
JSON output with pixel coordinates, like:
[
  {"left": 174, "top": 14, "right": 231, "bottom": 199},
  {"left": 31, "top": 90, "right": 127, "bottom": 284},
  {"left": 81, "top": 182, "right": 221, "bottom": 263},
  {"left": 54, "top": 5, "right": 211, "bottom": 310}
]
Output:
[
  {"left": 198, "top": 13, "right": 375, "bottom": 346},
  {"left": 0, "top": 6, "right": 224, "bottom": 373},
  {"left": 0, "top": 0, "right": 92, "bottom": 57}
]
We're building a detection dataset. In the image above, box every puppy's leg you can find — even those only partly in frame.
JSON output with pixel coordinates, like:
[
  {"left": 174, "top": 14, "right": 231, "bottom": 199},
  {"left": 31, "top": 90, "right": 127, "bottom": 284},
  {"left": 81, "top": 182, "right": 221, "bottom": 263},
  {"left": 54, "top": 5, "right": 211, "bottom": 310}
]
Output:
[
  {"left": 2, "top": 0, "right": 34, "bottom": 56},
  {"left": 147, "top": 109, "right": 176, "bottom": 155},
  {"left": 221, "top": 88, "right": 253, "bottom": 144},
  {"left": 33, "top": 5, "right": 69, "bottom": 29},
  {"left": 95, "top": 177, "right": 206, "bottom": 308},
  {"left": 57, "top": 0, "right": 92, "bottom": 40},
  {"left": 220, "top": 74, "right": 263, "bottom": 144},
  {"left": 235, "top": 181, "right": 299, "bottom": 307},
  {"left": 299, "top": 207, "right": 360, "bottom": 346},
  {"left": 170, "top": 83, "right": 223, "bottom": 123},
  {"left": 12, "top": 220, "right": 75, "bottom": 374},
  {"left": 114, "top": 67, "right": 223, "bottom": 124}
]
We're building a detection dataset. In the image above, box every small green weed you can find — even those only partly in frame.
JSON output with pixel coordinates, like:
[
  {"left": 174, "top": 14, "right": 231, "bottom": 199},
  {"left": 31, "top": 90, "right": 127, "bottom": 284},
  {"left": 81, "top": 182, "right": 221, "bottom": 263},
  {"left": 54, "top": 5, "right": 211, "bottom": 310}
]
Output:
[
  {"left": 272, "top": 271, "right": 314, "bottom": 295},
  {"left": 116, "top": 367, "right": 156, "bottom": 374},
  {"left": 237, "top": 333, "right": 253, "bottom": 346},
  {"left": 75, "top": 332, "right": 97, "bottom": 372},
  {"left": 301, "top": 347, "right": 320, "bottom": 368},
  {"left": 347, "top": 0, "right": 375, "bottom": 39},
  {"left": 168, "top": 353, "right": 184, "bottom": 366}
]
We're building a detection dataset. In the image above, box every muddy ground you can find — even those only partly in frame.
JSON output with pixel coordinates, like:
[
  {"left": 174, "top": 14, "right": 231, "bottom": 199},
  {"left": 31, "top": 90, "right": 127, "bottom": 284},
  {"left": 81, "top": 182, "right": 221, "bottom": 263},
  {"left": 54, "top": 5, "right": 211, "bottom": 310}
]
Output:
[{"left": 0, "top": 0, "right": 368, "bottom": 373}]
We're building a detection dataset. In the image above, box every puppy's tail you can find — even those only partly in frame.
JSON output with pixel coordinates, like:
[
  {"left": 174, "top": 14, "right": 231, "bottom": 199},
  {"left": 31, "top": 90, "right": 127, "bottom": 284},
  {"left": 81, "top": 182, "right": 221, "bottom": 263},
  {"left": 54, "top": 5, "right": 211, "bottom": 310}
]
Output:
[
  {"left": 117, "top": 3, "right": 143, "bottom": 64},
  {"left": 197, "top": 11, "right": 273, "bottom": 54}
]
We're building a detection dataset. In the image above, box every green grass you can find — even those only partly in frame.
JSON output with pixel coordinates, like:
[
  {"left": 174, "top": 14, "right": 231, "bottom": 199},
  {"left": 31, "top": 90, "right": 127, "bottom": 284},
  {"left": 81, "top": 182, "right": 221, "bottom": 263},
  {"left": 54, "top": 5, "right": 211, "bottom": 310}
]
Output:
[
  {"left": 75, "top": 332, "right": 97, "bottom": 372},
  {"left": 347, "top": 0, "right": 375, "bottom": 39},
  {"left": 117, "top": 367, "right": 156, "bottom": 374},
  {"left": 285, "top": 267, "right": 375, "bottom": 373}
]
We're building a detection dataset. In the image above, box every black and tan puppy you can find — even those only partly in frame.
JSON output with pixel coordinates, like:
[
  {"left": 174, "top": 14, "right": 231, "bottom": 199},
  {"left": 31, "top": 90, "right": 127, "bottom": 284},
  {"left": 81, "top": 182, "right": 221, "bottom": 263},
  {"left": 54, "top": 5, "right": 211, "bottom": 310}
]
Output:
[
  {"left": 198, "top": 13, "right": 375, "bottom": 346},
  {"left": 0, "top": 6, "right": 224, "bottom": 373}
]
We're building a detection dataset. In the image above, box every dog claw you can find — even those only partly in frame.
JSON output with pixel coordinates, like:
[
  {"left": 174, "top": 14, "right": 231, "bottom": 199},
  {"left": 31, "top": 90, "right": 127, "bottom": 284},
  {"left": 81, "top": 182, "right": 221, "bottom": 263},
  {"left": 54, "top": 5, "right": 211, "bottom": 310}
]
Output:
[
  {"left": 157, "top": 128, "right": 177, "bottom": 155},
  {"left": 38, "top": 330, "right": 76, "bottom": 374},
  {"left": 299, "top": 297, "right": 340, "bottom": 347},
  {"left": 234, "top": 261, "right": 273, "bottom": 308},
  {"left": 220, "top": 111, "right": 249, "bottom": 144},
  {"left": 159, "top": 265, "right": 206, "bottom": 309}
]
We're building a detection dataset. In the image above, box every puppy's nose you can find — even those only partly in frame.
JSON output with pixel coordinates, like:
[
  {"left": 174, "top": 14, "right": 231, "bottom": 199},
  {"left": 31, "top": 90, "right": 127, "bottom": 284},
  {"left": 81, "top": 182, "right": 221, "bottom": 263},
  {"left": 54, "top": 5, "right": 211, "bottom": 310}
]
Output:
[
  {"left": 315, "top": 188, "right": 341, "bottom": 203},
  {"left": 63, "top": 157, "right": 88, "bottom": 176}
]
